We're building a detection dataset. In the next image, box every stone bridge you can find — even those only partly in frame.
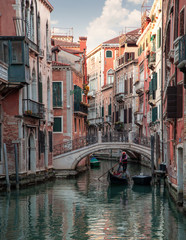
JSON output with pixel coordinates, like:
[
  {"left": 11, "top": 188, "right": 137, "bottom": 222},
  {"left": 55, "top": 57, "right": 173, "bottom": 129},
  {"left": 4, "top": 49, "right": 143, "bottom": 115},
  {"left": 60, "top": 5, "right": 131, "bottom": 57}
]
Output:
[{"left": 53, "top": 132, "right": 153, "bottom": 175}]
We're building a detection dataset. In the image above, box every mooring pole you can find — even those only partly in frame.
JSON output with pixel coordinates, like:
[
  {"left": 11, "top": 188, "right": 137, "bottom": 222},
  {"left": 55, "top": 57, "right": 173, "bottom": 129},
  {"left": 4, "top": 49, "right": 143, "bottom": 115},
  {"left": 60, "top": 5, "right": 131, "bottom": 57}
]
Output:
[
  {"left": 151, "top": 135, "right": 155, "bottom": 183},
  {"left": 4, "top": 143, "right": 10, "bottom": 192},
  {"left": 14, "top": 144, "right": 19, "bottom": 189}
]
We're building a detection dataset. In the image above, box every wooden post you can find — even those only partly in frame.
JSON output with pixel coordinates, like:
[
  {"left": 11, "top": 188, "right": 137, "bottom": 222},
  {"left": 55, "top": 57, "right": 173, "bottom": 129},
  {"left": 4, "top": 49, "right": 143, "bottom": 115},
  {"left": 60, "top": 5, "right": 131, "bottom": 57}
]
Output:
[
  {"left": 4, "top": 143, "right": 10, "bottom": 192},
  {"left": 151, "top": 135, "right": 155, "bottom": 184},
  {"left": 14, "top": 144, "right": 19, "bottom": 189}
]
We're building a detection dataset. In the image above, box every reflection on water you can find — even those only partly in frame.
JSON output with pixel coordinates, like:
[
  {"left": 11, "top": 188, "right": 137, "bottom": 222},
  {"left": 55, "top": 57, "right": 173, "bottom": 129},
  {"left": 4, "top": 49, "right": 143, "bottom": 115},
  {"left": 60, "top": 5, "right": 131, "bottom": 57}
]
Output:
[{"left": 0, "top": 161, "right": 186, "bottom": 240}]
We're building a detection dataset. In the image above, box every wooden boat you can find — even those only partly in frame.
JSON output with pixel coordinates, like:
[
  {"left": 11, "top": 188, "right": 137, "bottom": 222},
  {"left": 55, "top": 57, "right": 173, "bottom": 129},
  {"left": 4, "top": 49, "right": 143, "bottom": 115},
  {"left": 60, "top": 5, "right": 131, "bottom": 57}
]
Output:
[
  {"left": 90, "top": 157, "right": 100, "bottom": 168},
  {"left": 132, "top": 174, "right": 152, "bottom": 185},
  {"left": 107, "top": 171, "right": 129, "bottom": 185}
]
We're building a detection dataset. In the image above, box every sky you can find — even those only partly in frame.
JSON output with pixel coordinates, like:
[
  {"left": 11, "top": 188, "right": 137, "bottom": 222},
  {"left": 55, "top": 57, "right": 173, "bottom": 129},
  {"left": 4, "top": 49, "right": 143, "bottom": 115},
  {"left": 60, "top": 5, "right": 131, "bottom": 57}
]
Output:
[{"left": 49, "top": 0, "right": 152, "bottom": 52}]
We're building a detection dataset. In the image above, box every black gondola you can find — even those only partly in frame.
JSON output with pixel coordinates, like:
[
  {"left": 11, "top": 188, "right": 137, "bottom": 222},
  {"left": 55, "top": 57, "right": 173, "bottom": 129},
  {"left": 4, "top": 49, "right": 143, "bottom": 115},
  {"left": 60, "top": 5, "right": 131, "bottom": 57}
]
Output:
[
  {"left": 132, "top": 175, "right": 152, "bottom": 185},
  {"left": 107, "top": 171, "right": 129, "bottom": 185}
]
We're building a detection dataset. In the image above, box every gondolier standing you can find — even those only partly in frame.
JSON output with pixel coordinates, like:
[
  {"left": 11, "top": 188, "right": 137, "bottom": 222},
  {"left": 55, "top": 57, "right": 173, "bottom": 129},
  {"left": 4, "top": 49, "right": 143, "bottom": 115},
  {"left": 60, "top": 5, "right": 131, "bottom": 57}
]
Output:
[{"left": 117, "top": 152, "right": 128, "bottom": 173}]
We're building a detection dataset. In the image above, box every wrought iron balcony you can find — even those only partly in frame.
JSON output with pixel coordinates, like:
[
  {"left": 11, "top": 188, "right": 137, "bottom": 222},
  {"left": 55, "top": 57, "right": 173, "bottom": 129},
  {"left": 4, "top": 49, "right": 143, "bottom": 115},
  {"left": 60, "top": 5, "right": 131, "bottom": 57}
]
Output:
[
  {"left": 23, "top": 99, "right": 44, "bottom": 119},
  {"left": 134, "top": 112, "right": 143, "bottom": 126},
  {"left": 74, "top": 102, "right": 88, "bottom": 115},
  {"left": 148, "top": 52, "right": 156, "bottom": 70}
]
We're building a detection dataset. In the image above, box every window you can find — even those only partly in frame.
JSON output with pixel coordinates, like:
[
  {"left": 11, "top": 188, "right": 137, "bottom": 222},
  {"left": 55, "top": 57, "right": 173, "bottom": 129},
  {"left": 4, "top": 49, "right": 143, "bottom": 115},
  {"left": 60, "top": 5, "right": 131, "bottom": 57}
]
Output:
[
  {"left": 74, "top": 118, "right": 77, "bottom": 132},
  {"left": 125, "top": 77, "right": 128, "bottom": 94},
  {"left": 157, "top": 28, "right": 161, "bottom": 48},
  {"left": 180, "top": 9, "right": 185, "bottom": 36},
  {"left": 79, "top": 119, "right": 81, "bottom": 132},
  {"left": 124, "top": 109, "right": 127, "bottom": 123},
  {"left": 12, "top": 41, "right": 23, "bottom": 63},
  {"left": 39, "top": 73, "right": 43, "bottom": 103},
  {"left": 106, "top": 50, "right": 112, "bottom": 58},
  {"left": 0, "top": 41, "right": 8, "bottom": 64},
  {"left": 53, "top": 82, "right": 63, "bottom": 107},
  {"left": 129, "top": 108, "right": 132, "bottom": 123},
  {"left": 53, "top": 117, "right": 63, "bottom": 132},
  {"left": 48, "top": 131, "right": 53, "bottom": 152},
  {"left": 107, "top": 69, "right": 114, "bottom": 84}
]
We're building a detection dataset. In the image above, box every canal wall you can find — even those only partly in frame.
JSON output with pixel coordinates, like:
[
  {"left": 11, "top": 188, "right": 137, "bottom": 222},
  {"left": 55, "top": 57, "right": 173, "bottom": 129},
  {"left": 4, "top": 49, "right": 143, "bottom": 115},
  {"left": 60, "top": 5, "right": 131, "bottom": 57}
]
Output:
[{"left": 0, "top": 168, "right": 55, "bottom": 191}]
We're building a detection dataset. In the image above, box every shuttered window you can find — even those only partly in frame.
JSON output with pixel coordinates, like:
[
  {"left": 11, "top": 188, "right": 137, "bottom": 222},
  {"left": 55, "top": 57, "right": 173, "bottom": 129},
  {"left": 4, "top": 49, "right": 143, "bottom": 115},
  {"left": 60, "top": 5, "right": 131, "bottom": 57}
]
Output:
[
  {"left": 124, "top": 109, "right": 127, "bottom": 123},
  {"left": 102, "top": 106, "right": 104, "bottom": 117},
  {"left": 180, "top": 9, "right": 185, "bottom": 36},
  {"left": 49, "top": 131, "right": 53, "bottom": 152},
  {"left": 129, "top": 108, "right": 132, "bottom": 123},
  {"left": 167, "top": 85, "right": 183, "bottom": 119},
  {"left": 39, "top": 80, "right": 43, "bottom": 103},
  {"left": 53, "top": 82, "right": 63, "bottom": 107},
  {"left": 157, "top": 28, "right": 161, "bottom": 48},
  {"left": 53, "top": 117, "right": 63, "bottom": 132},
  {"left": 152, "top": 72, "right": 157, "bottom": 91},
  {"left": 152, "top": 107, "right": 157, "bottom": 122},
  {"left": 106, "top": 50, "right": 112, "bottom": 58},
  {"left": 108, "top": 104, "right": 111, "bottom": 116}
]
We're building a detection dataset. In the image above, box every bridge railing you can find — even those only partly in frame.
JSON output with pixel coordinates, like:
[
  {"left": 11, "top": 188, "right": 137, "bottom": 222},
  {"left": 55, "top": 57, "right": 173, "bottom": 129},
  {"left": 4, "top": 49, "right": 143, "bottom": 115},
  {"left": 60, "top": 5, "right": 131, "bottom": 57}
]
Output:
[{"left": 53, "top": 135, "right": 98, "bottom": 156}]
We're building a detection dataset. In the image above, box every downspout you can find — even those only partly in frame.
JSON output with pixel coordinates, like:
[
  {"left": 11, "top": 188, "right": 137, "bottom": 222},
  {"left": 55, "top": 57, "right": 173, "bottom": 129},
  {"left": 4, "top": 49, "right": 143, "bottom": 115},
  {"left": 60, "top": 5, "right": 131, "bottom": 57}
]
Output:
[{"left": 161, "top": 0, "right": 164, "bottom": 163}]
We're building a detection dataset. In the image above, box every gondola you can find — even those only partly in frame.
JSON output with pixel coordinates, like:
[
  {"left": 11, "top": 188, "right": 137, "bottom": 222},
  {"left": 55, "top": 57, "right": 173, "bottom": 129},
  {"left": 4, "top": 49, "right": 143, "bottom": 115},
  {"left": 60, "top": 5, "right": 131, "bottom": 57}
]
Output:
[
  {"left": 132, "top": 174, "right": 152, "bottom": 185},
  {"left": 107, "top": 171, "right": 129, "bottom": 185}
]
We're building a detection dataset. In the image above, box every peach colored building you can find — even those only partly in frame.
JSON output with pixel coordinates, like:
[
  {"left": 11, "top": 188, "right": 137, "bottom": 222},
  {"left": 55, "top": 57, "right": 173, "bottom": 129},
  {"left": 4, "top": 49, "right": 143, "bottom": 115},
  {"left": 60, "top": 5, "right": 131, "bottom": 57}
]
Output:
[
  {"left": 0, "top": 0, "right": 54, "bottom": 188},
  {"left": 87, "top": 36, "right": 119, "bottom": 137}
]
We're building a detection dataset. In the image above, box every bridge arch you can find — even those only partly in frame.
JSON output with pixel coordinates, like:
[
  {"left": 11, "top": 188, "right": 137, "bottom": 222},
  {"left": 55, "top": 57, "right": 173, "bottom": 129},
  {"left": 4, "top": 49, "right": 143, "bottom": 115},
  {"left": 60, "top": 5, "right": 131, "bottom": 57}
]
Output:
[{"left": 54, "top": 142, "right": 151, "bottom": 171}]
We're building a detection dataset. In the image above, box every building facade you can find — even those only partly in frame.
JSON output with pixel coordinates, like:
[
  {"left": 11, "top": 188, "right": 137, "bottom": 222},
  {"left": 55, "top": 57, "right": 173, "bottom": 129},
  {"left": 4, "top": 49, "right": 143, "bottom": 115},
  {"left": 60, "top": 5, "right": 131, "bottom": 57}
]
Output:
[{"left": 0, "top": 0, "right": 54, "bottom": 186}]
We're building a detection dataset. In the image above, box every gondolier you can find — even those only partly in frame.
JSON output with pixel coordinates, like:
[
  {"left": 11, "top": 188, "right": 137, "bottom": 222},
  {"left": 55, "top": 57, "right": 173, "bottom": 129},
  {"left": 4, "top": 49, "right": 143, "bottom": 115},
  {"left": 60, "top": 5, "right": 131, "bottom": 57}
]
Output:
[{"left": 117, "top": 152, "right": 128, "bottom": 173}]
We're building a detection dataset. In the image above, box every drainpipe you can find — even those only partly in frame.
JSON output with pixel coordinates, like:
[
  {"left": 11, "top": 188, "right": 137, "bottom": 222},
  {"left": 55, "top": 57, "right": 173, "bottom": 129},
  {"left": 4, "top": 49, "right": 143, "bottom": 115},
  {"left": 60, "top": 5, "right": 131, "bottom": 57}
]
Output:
[{"left": 161, "top": 0, "right": 164, "bottom": 163}]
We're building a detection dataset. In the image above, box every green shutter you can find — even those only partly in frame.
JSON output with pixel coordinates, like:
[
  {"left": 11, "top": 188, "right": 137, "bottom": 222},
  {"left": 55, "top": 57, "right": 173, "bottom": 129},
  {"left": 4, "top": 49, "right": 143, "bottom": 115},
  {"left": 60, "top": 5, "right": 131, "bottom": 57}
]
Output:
[
  {"left": 152, "top": 72, "right": 157, "bottom": 91},
  {"left": 152, "top": 107, "right": 157, "bottom": 122},
  {"left": 39, "top": 81, "right": 43, "bottom": 103},
  {"left": 108, "top": 104, "right": 111, "bottom": 116},
  {"left": 53, "top": 117, "right": 62, "bottom": 132},
  {"left": 53, "top": 82, "right": 62, "bottom": 107},
  {"left": 158, "top": 28, "right": 161, "bottom": 48}
]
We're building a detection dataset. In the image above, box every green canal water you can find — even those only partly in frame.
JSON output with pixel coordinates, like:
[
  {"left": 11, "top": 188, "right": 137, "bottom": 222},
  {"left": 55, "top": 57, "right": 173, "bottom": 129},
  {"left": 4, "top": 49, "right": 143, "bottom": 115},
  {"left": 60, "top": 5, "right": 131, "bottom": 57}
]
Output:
[{"left": 0, "top": 161, "right": 186, "bottom": 240}]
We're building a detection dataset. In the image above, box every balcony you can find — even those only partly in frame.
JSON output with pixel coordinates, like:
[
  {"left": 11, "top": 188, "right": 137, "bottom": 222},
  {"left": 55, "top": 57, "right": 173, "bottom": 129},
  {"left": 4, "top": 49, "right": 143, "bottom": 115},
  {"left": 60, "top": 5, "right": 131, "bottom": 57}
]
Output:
[
  {"left": 134, "top": 112, "right": 143, "bottom": 126},
  {"left": 47, "top": 53, "right": 52, "bottom": 63},
  {"left": 23, "top": 99, "right": 44, "bottom": 119},
  {"left": 177, "top": 34, "right": 186, "bottom": 72},
  {"left": 115, "top": 93, "right": 124, "bottom": 103},
  {"left": 95, "top": 117, "right": 104, "bottom": 125},
  {"left": 148, "top": 52, "right": 156, "bottom": 70},
  {"left": 105, "top": 115, "right": 112, "bottom": 123},
  {"left": 74, "top": 102, "right": 88, "bottom": 115},
  {"left": 0, "top": 36, "right": 30, "bottom": 84},
  {"left": 134, "top": 81, "right": 144, "bottom": 95}
]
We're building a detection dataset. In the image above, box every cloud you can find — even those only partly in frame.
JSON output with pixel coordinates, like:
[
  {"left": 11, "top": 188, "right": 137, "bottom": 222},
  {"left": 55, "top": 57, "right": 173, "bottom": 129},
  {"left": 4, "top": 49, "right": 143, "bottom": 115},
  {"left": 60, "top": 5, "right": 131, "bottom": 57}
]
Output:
[
  {"left": 51, "top": 20, "right": 59, "bottom": 25},
  {"left": 128, "top": 0, "right": 143, "bottom": 4},
  {"left": 86, "top": 0, "right": 141, "bottom": 52}
]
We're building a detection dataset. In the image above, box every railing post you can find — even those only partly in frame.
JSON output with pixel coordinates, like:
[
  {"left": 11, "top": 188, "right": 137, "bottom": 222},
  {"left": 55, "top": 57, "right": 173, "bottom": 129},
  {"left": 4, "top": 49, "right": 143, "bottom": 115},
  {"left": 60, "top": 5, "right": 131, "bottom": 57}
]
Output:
[{"left": 98, "top": 131, "right": 102, "bottom": 143}]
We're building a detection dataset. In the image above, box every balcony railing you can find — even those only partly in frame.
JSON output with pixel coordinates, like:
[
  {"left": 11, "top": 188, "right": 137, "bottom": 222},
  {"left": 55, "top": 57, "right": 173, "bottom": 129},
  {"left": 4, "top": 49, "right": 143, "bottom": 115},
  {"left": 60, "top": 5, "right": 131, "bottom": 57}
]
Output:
[
  {"left": 23, "top": 99, "right": 44, "bottom": 119},
  {"left": 105, "top": 115, "right": 112, "bottom": 123},
  {"left": 39, "top": 49, "right": 44, "bottom": 58},
  {"left": 134, "top": 112, "right": 143, "bottom": 126},
  {"left": 74, "top": 102, "right": 88, "bottom": 115},
  {"left": 148, "top": 52, "right": 156, "bottom": 70},
  {"left": 134, "top": 81, "right": 144, "bottom": 94},
  {"left": 95, "top": 117, "right": 104, "bottom": 125}
]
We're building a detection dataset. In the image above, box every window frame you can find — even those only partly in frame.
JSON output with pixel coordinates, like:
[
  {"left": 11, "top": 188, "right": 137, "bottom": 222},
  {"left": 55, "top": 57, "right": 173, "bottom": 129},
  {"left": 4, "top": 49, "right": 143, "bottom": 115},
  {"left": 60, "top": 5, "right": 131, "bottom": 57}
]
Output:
[
  {"left": 53, "top": 116, "right": 63, "bottom": 133},
  {"left": 53, "top": 81, "right": 63, "bottom": 108},
  {"left": 105, "top": 50, "right": 113, "bottom": 58}
]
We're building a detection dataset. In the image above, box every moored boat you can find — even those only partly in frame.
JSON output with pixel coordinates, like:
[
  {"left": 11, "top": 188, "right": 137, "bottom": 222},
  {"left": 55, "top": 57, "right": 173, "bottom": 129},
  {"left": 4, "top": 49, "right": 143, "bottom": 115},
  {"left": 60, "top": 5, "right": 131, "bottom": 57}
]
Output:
[
  {"left": 107, "top": 171, "right": 129, "bottom": 185},
  {"left": 90, "top": 157, "right": 100, "bottom": 168},
  {"left": 132, "top": 174, "right": 152, "bottom": 185}
]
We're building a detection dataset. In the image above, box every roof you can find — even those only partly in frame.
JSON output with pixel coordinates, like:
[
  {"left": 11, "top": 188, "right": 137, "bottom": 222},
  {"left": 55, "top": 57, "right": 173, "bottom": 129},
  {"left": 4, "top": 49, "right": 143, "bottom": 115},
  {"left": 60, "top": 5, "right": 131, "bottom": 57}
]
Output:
[
  {"left": 52, "top": 45, "right": 83, "bottom": 55},
  {"left": 52, "top": 61, "right": 70, "bottom": 67},
  {"left": 103, "top": 36, "right": 120, "bottom": 44},
  {"left": 52, "top": 39, "right": 80, "bottom": 48},
  {"left": 41, "top": 0, "right": 53, "bottom": 12}
]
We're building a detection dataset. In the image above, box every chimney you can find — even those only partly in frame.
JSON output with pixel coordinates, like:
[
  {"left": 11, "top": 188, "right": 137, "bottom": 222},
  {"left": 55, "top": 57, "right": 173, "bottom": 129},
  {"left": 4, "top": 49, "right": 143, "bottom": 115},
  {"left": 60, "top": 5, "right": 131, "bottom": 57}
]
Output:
[{"left": 79, "top": 37, "right": 87, "bottom": 52}]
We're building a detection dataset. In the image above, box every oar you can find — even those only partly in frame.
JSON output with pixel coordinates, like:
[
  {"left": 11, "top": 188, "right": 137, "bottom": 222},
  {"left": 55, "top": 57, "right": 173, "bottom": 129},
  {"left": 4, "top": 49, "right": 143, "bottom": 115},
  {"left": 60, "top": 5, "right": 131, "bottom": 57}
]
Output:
[{"left": 98, "top": 162, "right": 119, "bottom": 181}]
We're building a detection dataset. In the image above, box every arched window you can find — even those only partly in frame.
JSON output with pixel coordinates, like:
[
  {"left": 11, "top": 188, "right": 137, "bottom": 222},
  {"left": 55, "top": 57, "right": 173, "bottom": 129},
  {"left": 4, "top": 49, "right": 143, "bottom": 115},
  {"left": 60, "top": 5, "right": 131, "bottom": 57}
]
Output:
[
  {"left": 106, "top": 50, "right": 112, "bottom": 58},
  {"left": 30, "top": 2, "right": 35, "bottom": 41},
  {"left": 107, "top": 69, "right": 114, "bottom": 84},
  {"left": 38, "top": 14, "right": 41, "bottom": 48},
  {"left": 46, "top": 21, "right": 49, "bottom": 54}
]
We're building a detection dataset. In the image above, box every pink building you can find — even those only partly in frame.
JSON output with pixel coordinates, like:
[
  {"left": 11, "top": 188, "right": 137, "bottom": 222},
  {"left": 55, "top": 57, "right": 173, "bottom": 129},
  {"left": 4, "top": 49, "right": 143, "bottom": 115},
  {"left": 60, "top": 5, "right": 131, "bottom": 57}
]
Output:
[
  {"left": 0, "top": 0, "right": 54, "bottom": 188},
  {"left": 163, "top": 0, "right": 185, "bottom": 207}
]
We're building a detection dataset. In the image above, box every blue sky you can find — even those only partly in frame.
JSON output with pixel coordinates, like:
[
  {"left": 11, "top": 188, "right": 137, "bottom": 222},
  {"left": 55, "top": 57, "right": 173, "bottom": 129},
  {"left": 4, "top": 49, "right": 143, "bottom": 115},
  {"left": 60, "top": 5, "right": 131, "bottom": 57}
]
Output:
[{"left": 49, "top": 0, "right": 153, "bottom": 52}]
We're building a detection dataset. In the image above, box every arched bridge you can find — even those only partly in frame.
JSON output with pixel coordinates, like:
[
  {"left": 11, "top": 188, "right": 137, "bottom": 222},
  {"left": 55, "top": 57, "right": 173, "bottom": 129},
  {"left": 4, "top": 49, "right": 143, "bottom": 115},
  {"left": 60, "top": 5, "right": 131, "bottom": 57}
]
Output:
[{"left": 53, "top": 132, "right": 153, "bottom": 173}]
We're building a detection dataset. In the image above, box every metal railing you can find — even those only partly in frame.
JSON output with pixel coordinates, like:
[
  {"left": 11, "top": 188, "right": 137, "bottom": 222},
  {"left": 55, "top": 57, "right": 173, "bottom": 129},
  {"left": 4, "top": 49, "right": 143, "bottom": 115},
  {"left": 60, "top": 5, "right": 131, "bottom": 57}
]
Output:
[
  {"left": 23, "top": 99, "right": 44, "bottom": 119},
  {"left": 53, "top": 135, "right": 98, "bottom": 156},
  {"left": 53, "top": 131, "right": 151, "bottom": 157}
]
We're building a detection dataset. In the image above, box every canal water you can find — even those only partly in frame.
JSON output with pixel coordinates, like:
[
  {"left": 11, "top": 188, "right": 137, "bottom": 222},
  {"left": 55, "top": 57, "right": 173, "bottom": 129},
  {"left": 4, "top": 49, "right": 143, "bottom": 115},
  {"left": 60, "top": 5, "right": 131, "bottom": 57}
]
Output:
[{"left": 0, "top": 160, "right": 186, "bottom": 240}]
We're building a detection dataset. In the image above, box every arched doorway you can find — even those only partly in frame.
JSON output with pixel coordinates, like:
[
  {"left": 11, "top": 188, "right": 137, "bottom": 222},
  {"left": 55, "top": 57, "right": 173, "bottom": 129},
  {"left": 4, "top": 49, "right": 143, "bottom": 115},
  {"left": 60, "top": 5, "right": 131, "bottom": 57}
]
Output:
[{"left": 28, "top": 133, "right": 36, "bottom": 172}]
